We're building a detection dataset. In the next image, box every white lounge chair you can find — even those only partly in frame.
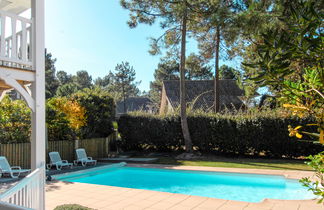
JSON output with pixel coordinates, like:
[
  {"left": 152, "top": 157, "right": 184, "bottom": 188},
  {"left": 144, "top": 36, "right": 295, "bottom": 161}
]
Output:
[
  {"left": 74, "top": 148, "right": 97, "bottom": 166},
  {"left": 0, "top": 156, "right": 30, "bottom": 178},
  {"left": 48, "top": 152, "right": 73, "bottom": 170}
]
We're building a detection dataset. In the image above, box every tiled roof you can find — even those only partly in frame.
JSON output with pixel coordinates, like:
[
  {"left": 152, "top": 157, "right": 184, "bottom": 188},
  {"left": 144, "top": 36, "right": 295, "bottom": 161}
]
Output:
[
  {"left": 163, "top": 80, "right": 245, "bottom": 110},
  {"left": 116, "top": 97, "right": 153, "bottom": 113}
]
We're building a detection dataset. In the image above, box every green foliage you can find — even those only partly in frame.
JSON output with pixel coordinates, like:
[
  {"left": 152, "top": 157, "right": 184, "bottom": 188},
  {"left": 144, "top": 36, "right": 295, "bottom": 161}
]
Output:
[
  {"left": 72, "top": 87, "right": 115, "bottom": 139},
  {"left": 0, "top": 96, "right": 80, "bottom": 142},
  {"left": 45, "top": 52, "right": 93, "bottom": 99},
  {"left": 0, "top": 96, "right": 30, "bottom": 143},
  {"left": 186, "top": 53, "right": 213, "bottom": 80},
  {"left": 243, "top": 1, "right": 323, "bottom": 202},
  {"left": 46, "top": 97, "right": 86, "bottom": 141},
  {"left": 94, "top": 72, "right": 114, "bottom": 87},
  {"left": 0, "top": 89, "right": 115, "bottom": 142},
  {"left": 282, "top": 66, "right": 323, "bottom": 123},
  {"left": 111, "top": 61, "right": 141, "bottom": 102},
  {"left": 54, "top": 70, "right": 93, "bottom": 97},
  {"left": 118, "top": 112, "right": 323, "bottom": 157},
  {"left": 300, "top": 152, "right": 324, "bottom": 203},
  {"left": 192, "top": 1, "right": 245, "bottom": 60},
  {"left": 96, "top": 63, "right": 141, "bottom": 103},
  {"left": 56, "top": 83, "right": 80, "bottom": 97},
  {"left": 244, "top": 0, "right": 323, "bottom": 141},
  {"left": 244, "top": 0, "right": 323, "bottom": 91},
  {"left": 54, "top": 204, "right": 93, "bottom": 210},
  {"left": 219, "top": 65, "right": 241, "bottom": 80},
  {"left": 46, "top": 98, "right": 75, "bottom": 141},
  {"left": 45, "top": 52, "right": 60, "bottom": 99},
  {"left": 149, "top": 56, "right": 179, "bottom": 106},
  {"left": 72, "top": 70, "right": 93, "bottom": 90},
  {"left": 56, "top": 70, "right": 73, "bottom": 86}
]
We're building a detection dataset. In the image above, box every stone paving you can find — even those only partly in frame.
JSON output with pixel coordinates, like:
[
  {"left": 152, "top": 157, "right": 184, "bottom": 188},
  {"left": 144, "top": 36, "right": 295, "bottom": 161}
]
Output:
[{"left": 45, "top": 164, "right": 324, "bottom": 210}]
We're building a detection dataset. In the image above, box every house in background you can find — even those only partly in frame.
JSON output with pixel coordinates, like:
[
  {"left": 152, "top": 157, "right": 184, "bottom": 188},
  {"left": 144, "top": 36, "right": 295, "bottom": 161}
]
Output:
[
  {"left": 116, "top": 97, "right": 155, "bottom": 116},
  {"left": 159, "top": 80, "right": 245, "bottom": 114},
  {"left": 1, "top": 85, "right": 31, "bottom": 101}
]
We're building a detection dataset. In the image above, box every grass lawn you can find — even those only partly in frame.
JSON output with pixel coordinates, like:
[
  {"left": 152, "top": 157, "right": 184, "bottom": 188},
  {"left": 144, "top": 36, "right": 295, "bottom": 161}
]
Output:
[{"left": 152, "top": 156, "right": 312, "bottom": 171}]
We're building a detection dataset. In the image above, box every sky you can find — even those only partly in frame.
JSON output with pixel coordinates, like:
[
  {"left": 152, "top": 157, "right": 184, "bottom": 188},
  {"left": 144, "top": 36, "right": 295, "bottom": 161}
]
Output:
[{"left": 45, "top": 0, "right": 241, "bottom": 92}]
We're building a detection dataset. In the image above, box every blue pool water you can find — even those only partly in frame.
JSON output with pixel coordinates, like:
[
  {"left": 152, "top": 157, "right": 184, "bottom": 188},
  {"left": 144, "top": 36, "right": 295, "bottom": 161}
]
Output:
[{"left": 56, "top": 166, "right": 315, "bottom": 202}]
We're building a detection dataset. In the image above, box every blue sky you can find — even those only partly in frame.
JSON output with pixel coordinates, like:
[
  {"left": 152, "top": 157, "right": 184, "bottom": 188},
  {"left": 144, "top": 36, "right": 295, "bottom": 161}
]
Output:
[{"left": 45, "top": 0, "right": 241, "bottom": 92}]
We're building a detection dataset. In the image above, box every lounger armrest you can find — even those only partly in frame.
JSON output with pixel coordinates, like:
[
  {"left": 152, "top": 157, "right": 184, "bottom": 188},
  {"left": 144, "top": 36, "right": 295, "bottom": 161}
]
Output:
[
  {"left": 62, "top": 160, "right": 69, "bottom": 164},
  {"left": 87, "top": 157, "right": 93, "bottom": 160},
  {"left": 11, "top": 166, "right": 22, "bottom": 170}
]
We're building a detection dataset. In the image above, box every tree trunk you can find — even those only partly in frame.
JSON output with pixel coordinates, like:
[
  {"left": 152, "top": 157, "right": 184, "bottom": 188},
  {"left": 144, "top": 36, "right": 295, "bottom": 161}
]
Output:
[
  {"left": 214, "top": 26, "right": 220, "bottom": 113},
  {"left": 122, "top": 85, "right": 126, "bottom": 113},
  {"left": 180, "top": 6, "right": 192, "bottom": 153}
]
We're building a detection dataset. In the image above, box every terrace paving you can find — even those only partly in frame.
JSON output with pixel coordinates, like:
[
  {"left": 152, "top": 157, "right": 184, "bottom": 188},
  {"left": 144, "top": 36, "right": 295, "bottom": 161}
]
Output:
[{"left": 45, "top": 164, "right": 323, "bottom": 210}]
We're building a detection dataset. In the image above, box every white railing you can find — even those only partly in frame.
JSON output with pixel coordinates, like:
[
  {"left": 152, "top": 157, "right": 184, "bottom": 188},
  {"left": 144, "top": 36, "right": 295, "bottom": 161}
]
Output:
[
  {"left": 0, "top": 165, "right": 45, "bottom": 210},
  {"left": 0, "top": 10, "right": 33, "bottom": 69},
  {"left": 0, "top": 201, "right": 32, "bottom": 210}
]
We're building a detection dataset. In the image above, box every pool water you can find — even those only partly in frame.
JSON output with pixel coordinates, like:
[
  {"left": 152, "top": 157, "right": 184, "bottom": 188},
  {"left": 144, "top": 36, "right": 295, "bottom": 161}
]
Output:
[{"left": 56, "top": 166, "right": 315, "bottom": 202}]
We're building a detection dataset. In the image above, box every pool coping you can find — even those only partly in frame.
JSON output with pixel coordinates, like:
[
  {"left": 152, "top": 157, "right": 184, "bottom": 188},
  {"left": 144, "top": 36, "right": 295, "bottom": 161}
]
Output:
[
  {"left": 52, "top": 162, "right": 127, "bottom": 180},
  {"left": 45, "top": 163, "right": 322, "bottom": 210}
]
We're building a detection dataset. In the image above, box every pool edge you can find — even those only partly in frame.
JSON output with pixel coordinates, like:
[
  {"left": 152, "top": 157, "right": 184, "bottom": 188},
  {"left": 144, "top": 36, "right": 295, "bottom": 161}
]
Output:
[{"left": 126, "top": 163, "right": 316, "bottom": 181}]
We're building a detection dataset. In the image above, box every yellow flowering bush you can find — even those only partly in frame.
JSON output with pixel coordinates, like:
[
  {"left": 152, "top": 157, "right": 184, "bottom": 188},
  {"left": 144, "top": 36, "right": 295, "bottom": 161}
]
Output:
[
  {"left": 46, "top": 97, "right": 86, "bottom": 140},
  {"left": 50, "top": 98, "right": 86, "bottom": 130}
]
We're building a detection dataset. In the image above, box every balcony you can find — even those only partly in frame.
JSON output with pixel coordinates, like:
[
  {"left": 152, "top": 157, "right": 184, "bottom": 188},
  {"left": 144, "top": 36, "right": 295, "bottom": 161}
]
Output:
[{"left": 0, "top": 10, "right": 32, "bottom": 70}]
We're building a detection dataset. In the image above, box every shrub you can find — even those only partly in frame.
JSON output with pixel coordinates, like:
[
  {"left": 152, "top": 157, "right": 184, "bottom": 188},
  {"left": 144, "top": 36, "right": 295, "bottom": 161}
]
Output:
[
  {"left": 0, "top": 96, "right": 30, "bottom": 143},
  {"left": 46, "top": 97, "right": 86, "bottom": 141},
  {"left": 0, "top": 87, "right": 115, "bottom": 143},
  {"left": 54, "top": 204, "right": 93, "bottom": 210},
  {"left": 118, "top": 111, "right": 323, "bottom": 158},
  {"left": 73, "top": 87, "right": 115, "bottom": 138}
]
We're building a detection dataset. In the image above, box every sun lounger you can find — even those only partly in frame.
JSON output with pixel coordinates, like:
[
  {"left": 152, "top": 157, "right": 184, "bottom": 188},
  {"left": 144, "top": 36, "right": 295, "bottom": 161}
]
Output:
[
  {"left": 74, "top": 148, "right": 97, "bottom": 166},
  {"left": 48, "top": 152, "right": 73, "bottom": 170},
  {"left": 0, "top": 156, "right": 30, "bottom": 178}
]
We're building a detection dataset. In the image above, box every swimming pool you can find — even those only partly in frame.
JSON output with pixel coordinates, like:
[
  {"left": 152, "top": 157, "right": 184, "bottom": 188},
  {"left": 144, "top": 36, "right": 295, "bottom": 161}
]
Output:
[{"left": 55, "top": 164, "right": 315, "bottom": 202}]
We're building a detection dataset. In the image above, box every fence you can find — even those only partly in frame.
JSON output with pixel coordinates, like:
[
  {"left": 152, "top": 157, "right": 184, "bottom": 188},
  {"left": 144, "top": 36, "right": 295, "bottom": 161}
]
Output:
[
  {"left": 0, "top": 163, "right": 45, "bottom": 209},
  {"left": 0, "top": 133, "right": 116, "bottom": 168},
  {"left": 0, "top": 143, "right": 30, "bottom": 170}
]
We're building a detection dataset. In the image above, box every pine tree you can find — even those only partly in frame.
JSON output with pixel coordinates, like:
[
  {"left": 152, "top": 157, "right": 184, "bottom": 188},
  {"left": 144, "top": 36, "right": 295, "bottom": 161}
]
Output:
[
  {"left": 113, "top": 62, "right": 141, "bottom": 111},
  {"left": 149, "top": 56, "right": 179, "bottom": 106},
  {"left": 120, "top": 0, "right": 203, "bottom": 152},
  {"left": 72, "top": 70, "right": 93, "bottom": 90},
  {"left": 190, "top": 0, "right": 247, "bottom": 112},
  {"left": 45, "top": 52, "right": 59, "bottom": 98},
  {"left": 56, "top": 70, "right": 72, "bottom": 86}
]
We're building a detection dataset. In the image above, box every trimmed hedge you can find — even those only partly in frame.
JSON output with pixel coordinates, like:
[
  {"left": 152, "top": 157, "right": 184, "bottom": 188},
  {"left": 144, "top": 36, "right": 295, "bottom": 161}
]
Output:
[{"left": 118, "top": 113, "right": 323, "bottom": 158}]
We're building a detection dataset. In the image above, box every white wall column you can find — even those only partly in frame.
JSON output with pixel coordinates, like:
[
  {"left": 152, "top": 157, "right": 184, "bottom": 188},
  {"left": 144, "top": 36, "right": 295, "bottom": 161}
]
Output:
[
  {"left": 31, "top": 0, "right": 45, "bottom": 170},
  {"left": 31, "top": 0, "right": 45, "bottom": 209}
]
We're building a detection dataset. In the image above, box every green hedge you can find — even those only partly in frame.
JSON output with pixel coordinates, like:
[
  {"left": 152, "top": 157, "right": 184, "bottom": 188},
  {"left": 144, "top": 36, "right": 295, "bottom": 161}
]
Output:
[{"left": 118, "top": 113, "right": 323, "bottom": 158}]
